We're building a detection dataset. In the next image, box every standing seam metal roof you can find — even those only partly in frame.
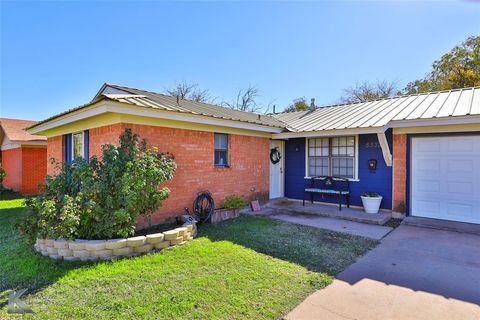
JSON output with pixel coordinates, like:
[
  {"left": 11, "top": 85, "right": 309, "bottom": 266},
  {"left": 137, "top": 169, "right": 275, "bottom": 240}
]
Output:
[{"left": 272, "top": 86, "right": 480, "bottom": 132}]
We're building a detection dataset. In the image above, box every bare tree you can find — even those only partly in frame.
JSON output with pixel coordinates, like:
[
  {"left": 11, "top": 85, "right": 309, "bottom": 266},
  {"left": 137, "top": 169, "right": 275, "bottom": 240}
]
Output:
[
  {"left": 339, "top": 80, "right": 399, "bottom": 104},
  {"left": 164, "top": 81, "right": 212, "bottom": 103},
  {"left": 223, "top": 85, "right": 263, "bottom": 113}
]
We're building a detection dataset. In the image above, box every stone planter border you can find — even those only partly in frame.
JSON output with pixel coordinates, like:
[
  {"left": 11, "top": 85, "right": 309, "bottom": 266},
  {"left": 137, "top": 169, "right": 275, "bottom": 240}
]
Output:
[
  {"left": 211, "top": 208, "right": 240, "bottom": 223},
  {"left": 34, "top": 224, "right": 195, "bottom": 262}
]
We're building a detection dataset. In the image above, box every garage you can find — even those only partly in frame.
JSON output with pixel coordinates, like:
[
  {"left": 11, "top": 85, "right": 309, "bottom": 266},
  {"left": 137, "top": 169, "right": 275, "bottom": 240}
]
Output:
[{"left": 411, "top": 135, "right": 480, "bottom": 224}]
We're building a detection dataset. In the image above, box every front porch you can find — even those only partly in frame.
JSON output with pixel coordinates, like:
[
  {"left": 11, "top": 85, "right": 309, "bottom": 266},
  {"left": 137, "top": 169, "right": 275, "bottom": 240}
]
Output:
[{"left": 266, "top": 198, "right": 392, "bottom": 225}]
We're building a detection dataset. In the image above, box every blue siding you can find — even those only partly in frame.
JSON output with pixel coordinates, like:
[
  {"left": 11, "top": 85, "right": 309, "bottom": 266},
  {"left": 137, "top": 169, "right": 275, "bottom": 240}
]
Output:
[
  {"left": 284, "top": 131, "right": 393, "bottom": 209},
  {"left": 84, "top": 130, "right": 89, "bottom": 160},
  {"left": 64, "top": 133, "right": 72, "bottom": 164}
]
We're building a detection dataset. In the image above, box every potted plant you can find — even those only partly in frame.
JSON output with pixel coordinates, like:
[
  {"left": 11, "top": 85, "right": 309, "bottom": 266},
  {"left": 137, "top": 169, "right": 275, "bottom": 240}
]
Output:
[
  {"left": 212, "top": 195, "right": 247, "bottom": 223},
  {"left": 361, "top": 192, "right": 383, "bottom": 214}
]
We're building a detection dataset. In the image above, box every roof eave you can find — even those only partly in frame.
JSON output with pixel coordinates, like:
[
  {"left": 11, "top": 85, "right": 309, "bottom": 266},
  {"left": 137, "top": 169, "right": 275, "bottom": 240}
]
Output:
[
  {"left": 28, "top": 100, "right": 284, "bottom": 136},
  {"left": 272, "top": 126, "right": 388, "bottom": 139}
]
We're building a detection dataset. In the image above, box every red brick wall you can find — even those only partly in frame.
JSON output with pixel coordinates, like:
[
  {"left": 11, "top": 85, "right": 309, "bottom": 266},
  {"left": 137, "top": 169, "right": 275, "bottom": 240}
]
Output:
[
  {"left": 1, "top": 147, "right": 22, "bottom": 192},
  {"left": 47, "top": 123, "right": 270, "bottom": 227},
  {"left": 393, "top": 134, "right": 407, "bottom": 212},
  {"left": 1, "top": 146, "right": 46, "bottom": 194},
  {"left": 47, "top": 136, "right": 63, "bottom": 176},
  {"left": 21, "top": 147, "right": 47, "bottom": 194}
]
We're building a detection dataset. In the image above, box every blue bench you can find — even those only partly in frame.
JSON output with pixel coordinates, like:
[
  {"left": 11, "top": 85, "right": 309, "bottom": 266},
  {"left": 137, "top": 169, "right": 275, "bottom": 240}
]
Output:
[{"left": 303, "top": 176, "right": 350, "bottom": 210}]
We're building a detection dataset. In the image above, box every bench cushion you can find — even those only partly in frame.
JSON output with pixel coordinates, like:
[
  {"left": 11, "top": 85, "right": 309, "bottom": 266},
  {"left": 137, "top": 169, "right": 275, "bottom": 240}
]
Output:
[{"left": 305, "top": 188, "right": 349, "bottom": 195}]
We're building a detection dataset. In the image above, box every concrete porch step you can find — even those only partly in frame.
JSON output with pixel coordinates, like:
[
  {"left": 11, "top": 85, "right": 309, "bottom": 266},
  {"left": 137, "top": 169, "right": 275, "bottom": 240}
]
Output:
[{"left": 266, "top": 200, "right": 391, "bottom": 225}]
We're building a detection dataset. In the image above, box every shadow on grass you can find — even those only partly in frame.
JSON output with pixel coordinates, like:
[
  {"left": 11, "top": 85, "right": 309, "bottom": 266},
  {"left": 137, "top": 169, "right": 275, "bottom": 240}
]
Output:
[
  {"left": 198, "top": 214, "right": 378, "bottom": 275},
  {"left": 0, "top": 204, "right": 96, "bottom": 308}
]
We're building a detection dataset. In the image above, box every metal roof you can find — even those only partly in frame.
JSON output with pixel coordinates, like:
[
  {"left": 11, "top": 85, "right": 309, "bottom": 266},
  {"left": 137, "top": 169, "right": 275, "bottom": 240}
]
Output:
[
  {"left": 273, "top": 87, "right": 480, "bottom": 132},
  {"left": 96, "top": 84, "right": 285, "bottom": 128}
]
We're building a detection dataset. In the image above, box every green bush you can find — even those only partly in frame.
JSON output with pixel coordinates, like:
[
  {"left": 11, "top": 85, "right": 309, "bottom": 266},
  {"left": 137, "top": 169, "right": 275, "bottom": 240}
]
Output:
[
  {"left": 221, "top": 195, "right": 247, "bottom": 209},
  {"left": 0, "top": 164, "right": 5, "bottom": 187},
  {"left": 19, "top": 128, "right": 176, "bottom": 242}
]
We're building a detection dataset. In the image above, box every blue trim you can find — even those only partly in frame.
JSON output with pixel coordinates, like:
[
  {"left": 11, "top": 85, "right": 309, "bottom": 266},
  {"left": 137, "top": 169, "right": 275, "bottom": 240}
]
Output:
[
  {"left": 64, "top": 133, "right": 72, "bottom": 164},
  {"left": 84, "top": 130, "right": 89, "bottom": 160},
  {"left": 284, "top": 131, "right": 393, "bottom": 209},
  {"left": 406, "top": 131, "right": 480, "bottom": 216}
]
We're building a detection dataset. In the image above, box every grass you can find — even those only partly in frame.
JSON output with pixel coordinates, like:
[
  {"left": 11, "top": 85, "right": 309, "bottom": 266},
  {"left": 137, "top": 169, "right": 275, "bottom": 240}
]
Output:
[
  {"left": 0, "top": 196, "right": 377, "bottom": 319},
  {"left": 384, "top": 218, "right": 403, "bottom": 229}
]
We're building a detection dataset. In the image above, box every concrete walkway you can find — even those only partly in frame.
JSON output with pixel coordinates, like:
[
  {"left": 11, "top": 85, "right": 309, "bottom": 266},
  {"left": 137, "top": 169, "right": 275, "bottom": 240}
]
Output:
[
  {"left": 268, "top": 213, "right": 392, "bottom": 240},
  {"left": 285, "top": 225, "right": 480, "bottom": 320}
]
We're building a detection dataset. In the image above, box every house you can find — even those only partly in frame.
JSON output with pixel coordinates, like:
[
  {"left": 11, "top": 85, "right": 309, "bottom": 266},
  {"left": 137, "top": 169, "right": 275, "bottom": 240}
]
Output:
[
  {"left": 27, "top": 84, "right": 480, "bottom": 225},
  {"left": 0, "top": 118, "right": 48, "bottom": 194}
]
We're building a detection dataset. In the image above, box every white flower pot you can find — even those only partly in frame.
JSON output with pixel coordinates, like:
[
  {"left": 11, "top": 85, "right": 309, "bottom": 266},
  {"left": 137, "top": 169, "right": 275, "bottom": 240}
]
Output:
[{"left": 361, "top": 196, "right": 383, "bottom": 214}]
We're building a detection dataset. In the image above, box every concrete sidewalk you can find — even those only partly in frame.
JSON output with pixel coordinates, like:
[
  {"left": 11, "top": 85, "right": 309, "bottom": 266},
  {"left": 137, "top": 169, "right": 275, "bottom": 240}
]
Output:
[
  {"left": 267, "top": 213, "right": 393, "bottom": 240},
  {"left": 285, "top": 225, "right": 480, "bottom": 320}
]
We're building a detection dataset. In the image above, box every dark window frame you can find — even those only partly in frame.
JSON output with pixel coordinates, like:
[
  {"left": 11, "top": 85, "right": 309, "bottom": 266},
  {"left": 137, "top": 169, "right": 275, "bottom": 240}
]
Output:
[{"left": 214, "top": 133, "right": 229, "bottom": 167}]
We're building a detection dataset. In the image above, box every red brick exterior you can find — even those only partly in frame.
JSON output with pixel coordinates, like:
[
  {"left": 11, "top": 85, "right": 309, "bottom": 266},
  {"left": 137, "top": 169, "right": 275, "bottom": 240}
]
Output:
[
  {"left": 47, "top": 135, "right": 64, "bottom": 176},
  {"left": 1, "top": 146, "right": 47, "bottom": 194},
  {"left": 47, "top": 123, "right": 270, "bottom": 227},
  {"left": 2, "top": 148, "right": 22, "bottom": 192},
  {"left": 21, "top": 147, "right": 48, "bottom": 194},
  {"left": 393, "top": 134, "right": 407, "bottom": 212}
]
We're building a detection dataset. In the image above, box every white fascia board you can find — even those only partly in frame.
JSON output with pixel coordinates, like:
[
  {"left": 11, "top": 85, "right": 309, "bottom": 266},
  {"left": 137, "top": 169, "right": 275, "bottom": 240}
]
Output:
[
  {"left": 376, "top": 132, "right": 392, "bottom": 167},
  {"left": 28, "top": 100, "right": 284, "bottom": 135},
  {"left": 105, "top": 102, "right": 284, "bottom": 134},
  {"left": 1, "top": 140, "right": 47, "bottom": 150},
  {"left": 27, "top": 101, "right": 109, "bottom": 134},
  {"left": 272, "top": 126, "right": 386, "bottom": 139},
  {"left": 388, "top": 115, "right": 480, "bottom": 128}
]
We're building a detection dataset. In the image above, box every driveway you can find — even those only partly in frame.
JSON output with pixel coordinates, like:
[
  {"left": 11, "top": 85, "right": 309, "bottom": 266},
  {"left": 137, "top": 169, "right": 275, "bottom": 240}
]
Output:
[{"left": 286, "top": 224, "right": 480, "bottom": 320}]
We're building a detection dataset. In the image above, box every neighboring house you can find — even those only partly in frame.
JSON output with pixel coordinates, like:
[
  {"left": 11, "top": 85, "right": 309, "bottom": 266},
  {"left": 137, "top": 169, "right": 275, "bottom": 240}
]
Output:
[
  {"left": 0, "top": 118, "right": 47, "bottom": 194},
  {"left": 27, "top": 84, "right": 480, "bottom": 225}
]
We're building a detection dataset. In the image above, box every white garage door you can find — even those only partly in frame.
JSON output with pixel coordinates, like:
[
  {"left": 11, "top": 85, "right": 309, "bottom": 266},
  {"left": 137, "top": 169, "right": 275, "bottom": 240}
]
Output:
[{"left": 411, "top": 136, "right": 480, "bottom": 224}]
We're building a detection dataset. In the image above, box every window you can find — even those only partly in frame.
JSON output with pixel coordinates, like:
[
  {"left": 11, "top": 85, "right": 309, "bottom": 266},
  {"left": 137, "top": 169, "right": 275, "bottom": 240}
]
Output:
[
  {"left": 307, "top": 136, "right": 356, "bottom": 179},
  {"left": 214, "top": 133, "right": 228, "bottom": 166},
  {"left": 72, "top": 132, "right": 84, "bottom": 160}
]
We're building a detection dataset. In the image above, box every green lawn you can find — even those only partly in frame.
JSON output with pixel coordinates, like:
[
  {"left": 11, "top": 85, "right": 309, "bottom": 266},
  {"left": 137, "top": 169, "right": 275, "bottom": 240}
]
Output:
[{"left": 0, "top": 197, "right": 377, "bottom": 319}]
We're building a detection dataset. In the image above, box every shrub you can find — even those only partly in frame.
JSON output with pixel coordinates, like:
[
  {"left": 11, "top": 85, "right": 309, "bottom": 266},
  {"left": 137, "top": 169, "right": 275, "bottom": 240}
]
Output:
[
  {"left": 19, "top": 128, "right": 176, "bottom": 242},
  {"left": 361, "top": 192, "right": 381, "bottom": 198},
  {"left": 221, "top": 195, "right": 247, "bottom": 209},
  {"left": 0, "top": 164, "right": 5, "bottom": 187}
]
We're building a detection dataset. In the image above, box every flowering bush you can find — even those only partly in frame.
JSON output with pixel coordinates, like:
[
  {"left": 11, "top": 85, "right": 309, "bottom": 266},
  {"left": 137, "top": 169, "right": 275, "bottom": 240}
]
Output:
[{"left": 19, "top": 128, "right": 176, "bottom": 242}]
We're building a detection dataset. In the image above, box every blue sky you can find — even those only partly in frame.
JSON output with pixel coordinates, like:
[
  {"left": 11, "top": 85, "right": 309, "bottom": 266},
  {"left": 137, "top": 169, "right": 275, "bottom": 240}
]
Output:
[{"left": 1, "top": 1, "right": 479, "bottom": 120}]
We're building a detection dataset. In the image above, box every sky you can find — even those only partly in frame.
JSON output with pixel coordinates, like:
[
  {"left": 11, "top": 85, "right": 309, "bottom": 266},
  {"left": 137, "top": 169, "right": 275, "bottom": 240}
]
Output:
[{"left": 1, "top": 1, "right": 479, "bottom": 120}]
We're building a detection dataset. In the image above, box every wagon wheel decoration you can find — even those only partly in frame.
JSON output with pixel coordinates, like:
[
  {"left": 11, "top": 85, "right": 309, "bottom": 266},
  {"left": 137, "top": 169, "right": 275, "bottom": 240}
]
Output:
[{"left": 270, "top": 147, "right": 281, "bottom": 164}]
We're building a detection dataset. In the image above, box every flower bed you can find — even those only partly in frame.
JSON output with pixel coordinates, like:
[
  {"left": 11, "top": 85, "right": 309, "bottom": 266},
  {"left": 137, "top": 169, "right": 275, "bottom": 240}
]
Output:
[{"left": 34, "top": 225, "right": 194, "bottom": 261}]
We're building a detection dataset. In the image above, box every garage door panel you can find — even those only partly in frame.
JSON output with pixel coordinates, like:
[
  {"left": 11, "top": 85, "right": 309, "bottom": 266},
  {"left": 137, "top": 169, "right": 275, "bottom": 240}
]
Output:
[
  {"left": 411, "top": 135, "right": 480, "bottom": 224},
  {"left": 447, "top": 138, "right": 474, "bottom": 152}
]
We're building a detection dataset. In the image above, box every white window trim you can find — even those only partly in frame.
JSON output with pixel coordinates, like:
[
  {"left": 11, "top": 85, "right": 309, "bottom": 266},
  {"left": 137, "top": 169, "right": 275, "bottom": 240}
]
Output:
[
  {"left": 304, "top": 135, "right": 359, "bottom": 181},
  {"left": 72, "top": 131, "right": 85, "bottom": 160}
]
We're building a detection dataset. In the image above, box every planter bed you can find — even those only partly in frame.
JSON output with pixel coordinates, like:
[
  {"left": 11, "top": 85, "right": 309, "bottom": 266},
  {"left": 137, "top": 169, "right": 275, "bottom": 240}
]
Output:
[{"left": 34, "top": 224, "right": 195, "bottom": 262}]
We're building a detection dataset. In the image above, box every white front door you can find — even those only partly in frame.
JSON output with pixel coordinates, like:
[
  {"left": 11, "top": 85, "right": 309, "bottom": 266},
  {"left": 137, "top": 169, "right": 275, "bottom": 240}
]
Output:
[
  {"left": 269, "top": 140, "right": 285, "bottom": 199},
  {"left": 411, "top": 135, "right": 480, "bottom": 224}
]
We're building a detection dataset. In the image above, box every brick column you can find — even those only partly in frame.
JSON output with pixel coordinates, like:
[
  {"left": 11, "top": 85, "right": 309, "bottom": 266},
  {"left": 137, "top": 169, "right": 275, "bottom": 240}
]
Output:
[{"left": 393, "top": 134, "right": 407, "bottom": 212}]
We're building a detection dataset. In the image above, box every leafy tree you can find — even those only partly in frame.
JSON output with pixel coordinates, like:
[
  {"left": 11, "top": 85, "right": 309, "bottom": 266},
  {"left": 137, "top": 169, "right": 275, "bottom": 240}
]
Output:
[
  {"left": 404, "top": 35, "right": 480, "bottom": 94},
  {"left": 20, "top": 128, "right": 176, "bottom": 242},
  {"left": 339, "top": 80, "right": 398, "bottom": 104},
  {"left": 283, "top": 97, "right": 312, "bottom": 112}
]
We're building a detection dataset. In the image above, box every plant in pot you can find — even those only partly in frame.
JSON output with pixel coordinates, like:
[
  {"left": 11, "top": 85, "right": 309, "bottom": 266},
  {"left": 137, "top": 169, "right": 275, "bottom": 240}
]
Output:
[
  {"left": 361, "top": 192, "right": 383, "bottom": 214},
  {"left": 212, "top": 195, "right": 247, "bottom": 223}
]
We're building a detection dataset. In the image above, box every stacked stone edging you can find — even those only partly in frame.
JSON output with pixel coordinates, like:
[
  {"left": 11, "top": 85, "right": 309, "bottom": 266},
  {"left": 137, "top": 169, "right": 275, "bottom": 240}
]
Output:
[{"left": 34, "top": 225, "right": 194, "bottom": 262}]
